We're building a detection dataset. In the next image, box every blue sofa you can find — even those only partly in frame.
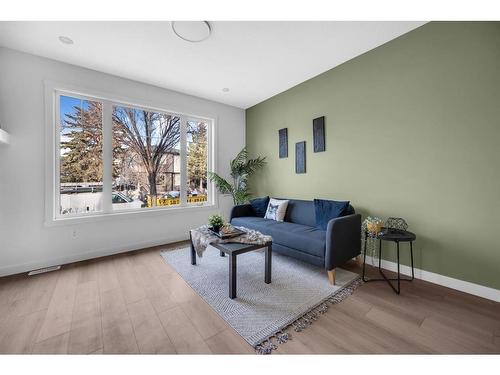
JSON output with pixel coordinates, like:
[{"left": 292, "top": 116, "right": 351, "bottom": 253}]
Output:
[{"left": 230, "top": 199, "right": 361, "bottom": 284}]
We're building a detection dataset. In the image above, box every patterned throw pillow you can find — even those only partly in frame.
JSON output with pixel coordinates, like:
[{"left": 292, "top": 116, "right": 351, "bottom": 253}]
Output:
[{"left": 264, "top": 198, "right": 289, "bottom": 222}]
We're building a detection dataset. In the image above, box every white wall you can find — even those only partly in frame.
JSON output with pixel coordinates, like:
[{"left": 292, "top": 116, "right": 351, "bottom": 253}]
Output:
[{"left": 0, "top": 47, "right": 245, "bottom": 276}]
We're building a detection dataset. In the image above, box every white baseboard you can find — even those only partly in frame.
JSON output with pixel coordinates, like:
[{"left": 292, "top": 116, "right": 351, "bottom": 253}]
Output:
[
  {"left": 0, "top": 235, "right": 189, "bottom": 277},
  {"left": 364, "top": 255, "right": 500, "bottom": 303}
]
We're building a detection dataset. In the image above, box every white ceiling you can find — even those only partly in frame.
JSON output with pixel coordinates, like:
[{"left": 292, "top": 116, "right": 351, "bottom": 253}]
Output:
[{"left": 0, "top": 21, "right": 425, "bottom": 108}]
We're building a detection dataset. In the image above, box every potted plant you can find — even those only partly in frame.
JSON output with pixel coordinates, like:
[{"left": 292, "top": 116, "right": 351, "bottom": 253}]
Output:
[
  {"left": 208, "top": 214, "right": 225, "bottom": 233},
  {"left": 208, "top": 148, "right": 266, "bottom": 205}
]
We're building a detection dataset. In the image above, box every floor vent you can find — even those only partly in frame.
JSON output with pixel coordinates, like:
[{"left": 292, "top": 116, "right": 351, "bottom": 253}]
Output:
[{"left": 28, "top": 265, "right": 61, "bottom": 276}]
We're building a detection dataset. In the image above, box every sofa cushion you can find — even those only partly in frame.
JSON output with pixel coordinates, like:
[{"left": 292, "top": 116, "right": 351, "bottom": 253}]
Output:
[
  {"left": 249, "top": 196, "right": 269, "bottom": 217},
  {"left": 313, "top": 199, "right": 350, "bottom": 230},
  {"left": 283, "top": 199, "right": 316, "bottom": 227},
  {"left": 231, "top": 216, "right": 326, "bottom": 258}
]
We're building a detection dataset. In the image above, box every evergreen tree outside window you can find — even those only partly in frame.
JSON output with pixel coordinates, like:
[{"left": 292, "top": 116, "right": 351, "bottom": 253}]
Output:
[
  {"left": 59, "top": 96, "right": 103, "bottom": 215},
  {"left": 187, "top": 120, "right": 208, "bottom": 204}
]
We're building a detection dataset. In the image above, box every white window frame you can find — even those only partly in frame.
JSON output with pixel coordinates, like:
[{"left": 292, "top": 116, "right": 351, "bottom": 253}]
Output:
[{"left": 44, "top": 81, "right": 217, "bottom": 225}]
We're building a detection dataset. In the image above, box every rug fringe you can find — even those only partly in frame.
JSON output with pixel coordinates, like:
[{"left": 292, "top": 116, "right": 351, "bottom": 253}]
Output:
[{"left": 254, "top": 276, "right": 363, "bottom": 354}]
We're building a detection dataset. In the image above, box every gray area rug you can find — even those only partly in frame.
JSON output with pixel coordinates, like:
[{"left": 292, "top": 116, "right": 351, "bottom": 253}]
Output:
[{"left": 161, "top": 246, "right": 361, "bottom": 353}]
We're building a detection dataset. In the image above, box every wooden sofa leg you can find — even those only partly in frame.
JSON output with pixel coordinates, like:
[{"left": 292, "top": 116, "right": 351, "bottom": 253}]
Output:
[
  {"left": 355, "top": 255, "right": 362, "bottom": 266},
  {"left": 327, "top": 269, "right": 336, "bottom": 285}
]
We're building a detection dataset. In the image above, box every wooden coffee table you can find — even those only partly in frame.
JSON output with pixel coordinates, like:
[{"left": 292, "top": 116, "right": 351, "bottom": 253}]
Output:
[{"left": 190, "top": 235, "right": 272, "bottom": 299}]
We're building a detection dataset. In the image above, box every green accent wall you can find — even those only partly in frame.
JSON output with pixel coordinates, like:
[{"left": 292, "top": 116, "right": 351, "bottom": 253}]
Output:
[{"left": 246, "top": 22, "right": 500, "bottom": 290}]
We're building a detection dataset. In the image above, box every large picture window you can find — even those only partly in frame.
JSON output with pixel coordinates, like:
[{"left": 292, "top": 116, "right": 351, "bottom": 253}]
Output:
[{"left": 54, "top": 90, "right": 213, "bottom": 219}]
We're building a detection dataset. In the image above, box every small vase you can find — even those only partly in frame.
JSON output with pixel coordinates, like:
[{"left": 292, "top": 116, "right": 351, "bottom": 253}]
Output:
[{"left": 212, "top": 225, "right": 221, "bottom": 233}]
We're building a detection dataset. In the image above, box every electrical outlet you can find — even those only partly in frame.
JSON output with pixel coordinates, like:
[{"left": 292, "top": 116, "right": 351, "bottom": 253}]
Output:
[{"left": 72, "top": 229, "right": 77, "bottom": 239}]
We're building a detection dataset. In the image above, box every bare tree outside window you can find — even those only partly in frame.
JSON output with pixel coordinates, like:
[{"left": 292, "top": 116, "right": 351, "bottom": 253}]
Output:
[{"left": 112, "top": 106, "right": 181, "bottom": 208}]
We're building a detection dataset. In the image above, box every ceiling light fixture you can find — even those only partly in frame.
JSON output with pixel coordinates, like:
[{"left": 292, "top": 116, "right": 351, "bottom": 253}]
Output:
[
  {"left": 58, "top": 36, "right": 74, "bottom": 45},
  {"left": 222, "top": 88, "right": 230, "bottom": 92},
  {"left": 171, "top": 21, "right": 211, "bottom": 43}
]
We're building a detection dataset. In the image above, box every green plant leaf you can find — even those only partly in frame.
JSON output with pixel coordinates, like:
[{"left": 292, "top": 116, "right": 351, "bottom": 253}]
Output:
[
  {"left": 207, "top": 172, "right": 233, "bottom": 195},
  {"left": 209, "top": 148, "right": 266, "bottom": 205},
  {"left": 208, "top": 213, "right": 225, "bottom": 227},
  {"left": 244, "top": 156, "right": 266, "bottom": 175},
  {"left": 233, "top": 188, "right": 251, "bottom": 205}
]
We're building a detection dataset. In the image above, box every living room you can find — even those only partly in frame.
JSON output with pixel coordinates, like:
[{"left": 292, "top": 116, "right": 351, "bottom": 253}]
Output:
[{"left": 0, "top": 1, "right": 499, "bottom": 373}]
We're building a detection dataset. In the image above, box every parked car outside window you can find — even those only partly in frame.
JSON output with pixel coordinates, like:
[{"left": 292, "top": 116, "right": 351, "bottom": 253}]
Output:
[{"left": 112, "top": 192, "right": 144, "bottom": 210}]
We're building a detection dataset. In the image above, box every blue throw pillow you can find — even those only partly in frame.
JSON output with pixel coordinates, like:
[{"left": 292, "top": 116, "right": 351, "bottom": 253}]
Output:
[
  {"left": 250, "top": 196, "right": 270, "bottom": 217},
  {"left": 314, "top": 199, "right": 350, "bottom": 230}
]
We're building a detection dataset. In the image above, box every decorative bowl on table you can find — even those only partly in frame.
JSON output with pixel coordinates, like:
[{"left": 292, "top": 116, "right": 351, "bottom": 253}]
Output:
[
  {"left": 367, "top": 222, "right": 383, "bottom": 234},
  {"left": 364, "top": 216, "right": 384, "bottom": 235},
  {"left": 209, "top": 224, "right": 245, "bottom": 239}
]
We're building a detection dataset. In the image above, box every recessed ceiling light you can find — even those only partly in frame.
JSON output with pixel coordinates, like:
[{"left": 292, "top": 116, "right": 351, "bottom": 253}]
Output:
[
  {"left": 171, "top": 21, "right": 211, "bottom": 43},
  {"left": 222, "top": 88, "right": 230, "bottom": 92},
  {"left": 58, "top": 36, "right": 74, "bottom": 45}
]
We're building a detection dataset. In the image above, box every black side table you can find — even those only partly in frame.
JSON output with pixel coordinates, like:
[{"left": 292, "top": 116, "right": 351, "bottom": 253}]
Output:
[{"left": 362, "top": 228, "right": 416, "bottom": 294}]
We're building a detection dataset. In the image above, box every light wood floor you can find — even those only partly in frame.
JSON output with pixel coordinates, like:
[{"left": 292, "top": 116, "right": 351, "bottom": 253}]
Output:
[{"left": 0, "top": 242, "right": 499, "bottom": 354}]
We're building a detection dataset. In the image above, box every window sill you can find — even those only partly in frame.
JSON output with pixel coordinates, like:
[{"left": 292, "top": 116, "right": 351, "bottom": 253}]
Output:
[{"left": 44, "top": 202, "right": 217, "bottom": 227}]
